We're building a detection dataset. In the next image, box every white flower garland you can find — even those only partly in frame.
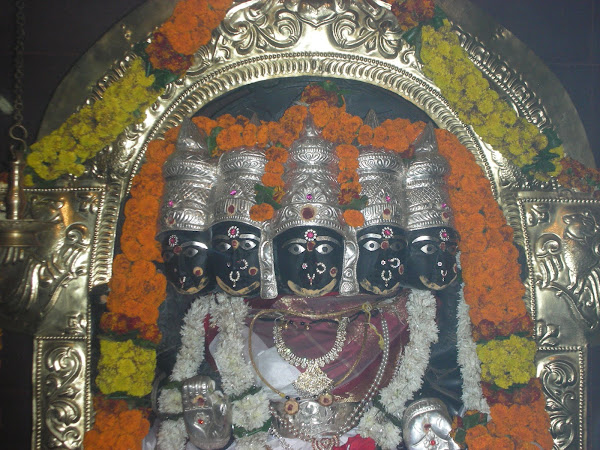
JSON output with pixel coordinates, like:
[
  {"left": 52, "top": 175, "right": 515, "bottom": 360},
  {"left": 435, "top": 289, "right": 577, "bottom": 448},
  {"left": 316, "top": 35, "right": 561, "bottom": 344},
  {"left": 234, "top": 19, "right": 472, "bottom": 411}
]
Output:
[
  {"left": 209, "top": 293, "right": 255, "bottom": 397},
  {"left": 234, "top": 431, "right": 270, "bottom": 449},
  {"left": 378, "top": 289, "right": 439, "bottom": 419},
  {"left": 357, "top": 406, "right": 402, "bottom": 450},
  {"left": 171, "top": 294, "right": 211, "bottom": 382},
  {"left": 232, "top": 389, "right": 271, "bottom": 431},
  {"left": 456, "top": 283, "right": 490, "bottom": 413},
  {"left": 158, "top": 387, "right": 183, "bottom": 415},
  {"left": 156, "top": 418, "right": 187, "bottom": 450}
]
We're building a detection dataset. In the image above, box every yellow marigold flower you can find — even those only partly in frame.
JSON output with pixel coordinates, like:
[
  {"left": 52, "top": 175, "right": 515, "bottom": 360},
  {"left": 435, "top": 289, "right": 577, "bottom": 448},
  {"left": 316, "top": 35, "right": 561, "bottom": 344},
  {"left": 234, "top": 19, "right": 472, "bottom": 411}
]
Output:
[
  {"left": 96, "top": 338, "right": 156, "bottom": 397},
  {"left": 477, "top": 335, "right": 536, "bottom": 389}
]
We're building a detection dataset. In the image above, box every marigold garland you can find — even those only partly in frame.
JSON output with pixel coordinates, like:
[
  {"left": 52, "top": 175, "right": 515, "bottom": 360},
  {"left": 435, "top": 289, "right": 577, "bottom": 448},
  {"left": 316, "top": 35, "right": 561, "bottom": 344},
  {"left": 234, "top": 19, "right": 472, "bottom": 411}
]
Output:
[
  {"left": 27, "top": 59, "right": 159, "bottom": 181},
  {"left": 421, "top": 21, "right": 564, "bottom": 181},
  {"left": 83, "top": 398, "right": 150, "bottom": 450},
  {"left": 95, "top": 338, "right": 156, "bottom": 397}
]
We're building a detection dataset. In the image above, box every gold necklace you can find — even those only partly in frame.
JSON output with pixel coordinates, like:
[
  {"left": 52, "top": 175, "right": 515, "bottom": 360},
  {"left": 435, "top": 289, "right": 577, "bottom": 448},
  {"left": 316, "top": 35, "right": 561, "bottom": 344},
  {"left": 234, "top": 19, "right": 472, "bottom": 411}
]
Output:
[
  {"left": 273, "top": 316, "right": 349, "bottom": 398},
  {"left": 248, "top": 307, "right": 370, "bottom": 414}
]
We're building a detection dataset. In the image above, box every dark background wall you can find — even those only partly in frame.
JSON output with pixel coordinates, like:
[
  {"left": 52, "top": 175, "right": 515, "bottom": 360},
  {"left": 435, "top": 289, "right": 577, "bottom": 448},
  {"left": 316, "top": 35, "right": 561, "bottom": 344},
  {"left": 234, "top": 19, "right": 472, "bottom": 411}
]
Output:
[{"left": 0, "top": 1, "right": 598, "bottom": 448}]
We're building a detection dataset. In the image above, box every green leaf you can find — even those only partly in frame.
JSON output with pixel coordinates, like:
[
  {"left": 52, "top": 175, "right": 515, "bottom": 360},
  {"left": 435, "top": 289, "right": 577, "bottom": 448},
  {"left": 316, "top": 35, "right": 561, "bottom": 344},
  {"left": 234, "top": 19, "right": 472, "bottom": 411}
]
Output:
[
  {"left": 233, "top": 418, "right": 272, "bottom": 438},
  {"left": 403, "top": 26, "right": 421, "bottom": 46},
  {"left": 340, "top": 195, "right": 368, "bottom": 211},
  {"left": 151, "top": 69, "right": 180, "bottom": 90},
  {"left": 254, "top": 184, "right": 282, "bottom": 210},
  {"left": 462, "top": 412, "right": 486, "bottom": 429},
  {"left": 542, "top": 128, "right": 562, "bottom": 149},
  {"left": 431, "top": 5, "right": 447, "bottom": 29},
  {"left": 207, "top": 127, "right": 223, "bottom": 157},
  {"left": 454, "top": 428, "right": 467, "bottom": 444}
]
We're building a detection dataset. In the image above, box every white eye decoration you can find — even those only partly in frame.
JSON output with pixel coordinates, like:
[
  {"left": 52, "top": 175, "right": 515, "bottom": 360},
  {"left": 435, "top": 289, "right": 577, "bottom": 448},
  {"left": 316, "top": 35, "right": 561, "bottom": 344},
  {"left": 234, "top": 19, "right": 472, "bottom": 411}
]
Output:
[
  {"left": 420, "top": 244, "right": 437, "bottom": 255},
  {"left": 240, "top": 240, "right": 257, "bottom": 251},
  {"left": 316, "top": 243, "right": 333, "bottom": 255},
  {"left": 215, "top": 242, "right": 231, "bottom": 252},
  {"left": 288, "top": 244, "right": 306, "bottom": 255},
  {"left": 363, "top": 240, "right": 380, "bottom": 252},
  {"left": 183, "top": 247, "right": 199, "bottom": 257}
]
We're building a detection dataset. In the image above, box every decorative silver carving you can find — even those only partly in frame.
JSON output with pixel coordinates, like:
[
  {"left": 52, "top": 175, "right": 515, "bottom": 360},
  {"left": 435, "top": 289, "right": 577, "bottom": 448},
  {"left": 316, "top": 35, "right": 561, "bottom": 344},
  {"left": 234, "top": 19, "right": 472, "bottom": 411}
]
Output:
[
  {"left": 158, "top": 118, "right": 217, "bottom": 234},
  {"left": 455, "top": 26, "right": 552, "bottom": 131},
  {"left": 533, "top": 210, "right": 600, "bottom": 331},
  {"left": 405, "top": 124, "right": 454, "bottom": 231},
  {"left": 539, "top": 358, "right": 578, "bottom": 449},
  {"left": 202, "top": 0, "right": 409, "bottom": 73},
  {"left": 182, "top": 376, "right": 232, "bottom": 450},
  {"left": 536, "top": 320, "right": 560, "bottom": 347},
  {"left": 402, "top": 398, "right": 460, "bottom": 450},
  {"left": 212, "top": 149, "right": 266, "bottom": 226},
  {"left": 42, "top": 343, "right": 85, "bottom": 449},
  {"left": 356, "top": 147, "right": 405, "bottom": 229}
]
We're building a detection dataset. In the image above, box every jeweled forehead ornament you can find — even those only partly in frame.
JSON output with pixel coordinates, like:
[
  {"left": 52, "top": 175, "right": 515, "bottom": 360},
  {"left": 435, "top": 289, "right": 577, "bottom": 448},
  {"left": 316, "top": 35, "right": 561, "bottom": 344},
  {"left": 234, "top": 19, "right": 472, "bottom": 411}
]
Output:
[
  {"left": 267, "top": 114, "right": 359, "bottom": 296},
  {"left": 356, "top": 110, "right": 406, "bottom": 230},
  {"left": 157, "top": 118, "right": 217, "bottom": 235},
  {"left": 405, "top": 123, "right": 454, "bottom": 232}
]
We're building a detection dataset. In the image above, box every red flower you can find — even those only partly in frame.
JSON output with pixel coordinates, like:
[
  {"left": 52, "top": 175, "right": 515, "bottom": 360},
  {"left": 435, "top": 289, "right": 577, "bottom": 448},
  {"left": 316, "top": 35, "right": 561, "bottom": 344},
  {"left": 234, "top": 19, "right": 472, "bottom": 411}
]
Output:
[{"left": 333, "top": 435, "right": 376, "bottom": 450}]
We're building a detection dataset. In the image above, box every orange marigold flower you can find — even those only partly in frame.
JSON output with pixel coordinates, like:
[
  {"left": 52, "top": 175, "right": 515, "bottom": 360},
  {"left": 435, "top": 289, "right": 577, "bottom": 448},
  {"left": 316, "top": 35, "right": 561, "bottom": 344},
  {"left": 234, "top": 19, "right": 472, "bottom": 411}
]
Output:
[
  {"left": 265, "top": 147, "right": 289, "bottom": 163},
  {"left": 262, "top": 172, "right": 284, "bottom": 188},
  {"left": 192, "top": 116, "right": 218, "bottom": 136},
  {"left": 357, "top": 124, "right": 374, "bottom": 146},
  {"left": 216, "top": 123, "right": 244, "bottom": 150},
  {"left": 265, "top": 161, "right": 285, "bottom": 174},
  {"left": 250, "top": 203, "right": 275, "bottom": 221},
  {"left": 257, "top": 124, "right": 270, "bottom": 147},
  {"left": 339, "top": 158, "right": 359, "bottom": 171},
  {"left": 242, "top": 123, "right": 258, "bottom": 147},
  {"left": 300, "top": 84, "right": 339, "bottom": 106},
  {"left": 310, "top": 101, "right": 338, "bottom": 129},
  {"left": 341, "top": 181, "right": 362, "bottom": 194},
  {"left": 337, "top": 170, "right": 356, "bottom": 184},
  {"left": 216, "top": 114, "right": 237, "bottom": 129},
  {"left": 343, "top": 209, "right": 364, "bottom": 227},
  {"left": 145, "top": 31, "right": 193, "bottom": 74},
  {"left": 335, "top": 144, "right": 359, "bottom": 159}
]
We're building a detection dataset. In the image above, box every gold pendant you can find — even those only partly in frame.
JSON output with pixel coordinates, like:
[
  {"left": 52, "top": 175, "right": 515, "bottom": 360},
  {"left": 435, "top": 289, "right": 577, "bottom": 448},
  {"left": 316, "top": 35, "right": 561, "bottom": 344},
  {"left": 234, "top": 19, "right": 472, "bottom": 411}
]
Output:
[{"left": 292, "top": 363, "right": 333, "bottom": 398}]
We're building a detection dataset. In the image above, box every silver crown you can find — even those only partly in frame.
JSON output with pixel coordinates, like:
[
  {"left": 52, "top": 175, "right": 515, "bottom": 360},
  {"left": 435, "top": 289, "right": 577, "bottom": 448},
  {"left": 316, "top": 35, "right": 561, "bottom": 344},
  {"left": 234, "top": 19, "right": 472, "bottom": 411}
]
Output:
[
  {"left": 158, "top": 118, "right": 217, "bottom": 235},
  {"left": 268, "top": 115, "right": 359, "bottom": 296},
  {"left": 405, "top": 123, "right": 453, "bottom": 231},
  {"left": 271, "top": 116, "right": 344, "bottom": 236},
  {"left": 357, "top": 111, "right": 406, "bottom": 229},
  {"left": 212, "top": 148, "right": 266, "bottom": 227}
]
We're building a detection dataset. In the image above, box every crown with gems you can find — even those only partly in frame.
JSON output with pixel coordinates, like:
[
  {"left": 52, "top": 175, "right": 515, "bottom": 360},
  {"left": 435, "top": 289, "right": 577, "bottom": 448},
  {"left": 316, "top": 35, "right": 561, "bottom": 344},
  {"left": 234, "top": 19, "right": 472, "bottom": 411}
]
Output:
[
  {"left": 270, "top": 115, "right": 345, "bottom": 236},
  {"left": 211, "top": 117, "right": 267, "bottom": 227},
  {"left": 357, "top": 110, "right": 406, "bottom": 229},
  {"left": 157, "top": 118, "right": 217, "bottom": 235},
  {"left": 405, "top": 123, "right": 454, "bottom": 231}
]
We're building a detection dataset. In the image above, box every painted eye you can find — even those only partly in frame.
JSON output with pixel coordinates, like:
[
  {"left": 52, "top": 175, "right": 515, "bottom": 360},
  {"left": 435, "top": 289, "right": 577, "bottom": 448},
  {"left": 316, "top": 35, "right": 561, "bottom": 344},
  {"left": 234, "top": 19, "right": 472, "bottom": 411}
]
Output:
[
  {"left": 362, "top": 240, "right": 380, "bottom": 252},
  {"left": 183, "top": 247, "right": 199, "bottom": 257},
  {"left": 162, "top": 251, "right": 174, "bottom": 262},
  {"left": 420, "top": 244, "right": 437, "bottom": 255},
  {"left": 390, "top": 241, "right": 405, "bottom": 251},
  {"left": 240, "top": 240, "right": 257, "bottom": 251},
  {"left": 316, "top": 243, "right": 333, "bottom": 255},
  {"left": 288, "top": 244, "right": 305, "bottom": 255},
  {"left": 215, "top": 242, "right": 231, "bottom": 252}
]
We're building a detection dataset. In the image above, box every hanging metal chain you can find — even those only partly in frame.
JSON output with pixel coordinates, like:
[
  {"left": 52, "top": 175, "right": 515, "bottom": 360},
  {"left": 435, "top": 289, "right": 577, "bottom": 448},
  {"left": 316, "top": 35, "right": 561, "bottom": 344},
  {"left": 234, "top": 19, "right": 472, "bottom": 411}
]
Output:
[{"left": 8, "top": 0, "right": 28, "bottom": 158}]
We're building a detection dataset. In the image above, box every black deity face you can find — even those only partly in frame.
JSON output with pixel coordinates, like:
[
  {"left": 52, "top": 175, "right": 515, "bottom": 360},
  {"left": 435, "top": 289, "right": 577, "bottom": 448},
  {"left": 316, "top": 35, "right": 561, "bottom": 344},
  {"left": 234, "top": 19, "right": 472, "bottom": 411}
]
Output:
[
  {"left": 357, "top": 225, "right": 407, "bottom": 295},
  {"left": 404, "top": 227, "right": 459, "bottom": 291},
  {"left": 211, "top": 222, "right": 261, "bottom": 296},
  {"left": 161, "top": 230, "right": 214, "bottom": 295},
  {"left": 274, "top": 226, "right": 344, "bottom": 297}
]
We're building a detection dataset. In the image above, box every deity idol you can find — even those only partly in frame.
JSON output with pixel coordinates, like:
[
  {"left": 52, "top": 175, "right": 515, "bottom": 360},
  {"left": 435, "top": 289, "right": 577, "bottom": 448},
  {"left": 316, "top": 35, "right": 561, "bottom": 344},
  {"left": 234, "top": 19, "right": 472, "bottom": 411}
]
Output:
[
  {"left": 356, "top": 111, "right": 408, "bottom": 295},
  {"left": 210, "top": 131, "right": 266, "bottom": 297},
  {"left": 267, "top": 116, "right": 358, "bottom": 298},
  {"left": 404, "top": 124, "right": 459, "bottom": 291},
  {"left": 157, "top": 118, "right": 217, "bottom": 296},
  {"left": 156, "top": 111, "right": 461, "bottom": 450}
]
